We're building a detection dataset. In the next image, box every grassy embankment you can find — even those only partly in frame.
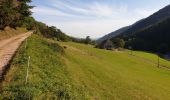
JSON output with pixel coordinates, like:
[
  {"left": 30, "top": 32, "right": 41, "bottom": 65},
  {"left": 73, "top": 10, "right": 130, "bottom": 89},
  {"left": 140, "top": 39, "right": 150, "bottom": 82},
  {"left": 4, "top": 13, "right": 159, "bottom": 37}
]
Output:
[
  {"left": 0, "top": 27, "right": 27, "bottom": 40},
  {"left": 1, "top": 34, "right": 170, "bottom": 99},
  {"left": 1, "top": 35, "right": 76, "bottom": 99}
]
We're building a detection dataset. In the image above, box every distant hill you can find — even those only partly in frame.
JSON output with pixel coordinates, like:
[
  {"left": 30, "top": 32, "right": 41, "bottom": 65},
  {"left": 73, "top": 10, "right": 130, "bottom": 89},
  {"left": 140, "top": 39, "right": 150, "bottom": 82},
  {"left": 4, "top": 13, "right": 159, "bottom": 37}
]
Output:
[
  {"left": 96, "top": 26, "right": 131, "bottom": 43},
  {"left": 124, "top": 17, "right": 170, "bottom": 53},
  {"left": 119, "top": 4, "right": 170, "bottom": 36},
  {"left": 98, "top": 4, "right": 170, "bottom": 43}
]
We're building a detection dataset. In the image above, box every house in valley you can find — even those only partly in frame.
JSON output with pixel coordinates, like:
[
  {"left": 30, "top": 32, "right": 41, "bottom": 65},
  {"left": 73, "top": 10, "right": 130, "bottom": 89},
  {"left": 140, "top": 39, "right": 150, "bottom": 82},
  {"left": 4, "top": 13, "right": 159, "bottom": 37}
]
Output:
[{"left": 97, "top": 39, "right": 113, "bottom": 50}]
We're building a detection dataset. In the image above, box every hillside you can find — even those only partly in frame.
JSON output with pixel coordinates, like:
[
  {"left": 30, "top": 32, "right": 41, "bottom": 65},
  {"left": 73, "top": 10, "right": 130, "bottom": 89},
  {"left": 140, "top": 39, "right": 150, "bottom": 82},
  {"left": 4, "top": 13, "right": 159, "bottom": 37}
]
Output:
[
  {"left": 1, "top": 1, "right": 170, "bottom": 99},
  {"left": 2, "top": 35, "right": 170, "bottom": 99},
  {"left": 120, "top": 4, "right": 170, "bottom": 36},
  {"left": 124, "top": 17, "right": 170, "bottom": 53},
  {"left": 1, "top": 35, "right": 71, "bottom": 99},
  {"left": 96, "top": 26, "right": 131, "bottom": 43},
  {"left": 98, "top": 4, "right": 170, "bottom": 43}
]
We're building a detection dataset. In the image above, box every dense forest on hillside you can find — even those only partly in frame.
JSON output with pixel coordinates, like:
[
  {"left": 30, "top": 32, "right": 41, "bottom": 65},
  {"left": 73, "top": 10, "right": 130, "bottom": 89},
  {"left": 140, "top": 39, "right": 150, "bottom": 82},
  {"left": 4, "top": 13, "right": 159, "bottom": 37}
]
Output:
[
  {"left": 116, "top": 5, "right": 170, "bottom": 37},
  {"left": 98, "top": 4, "right": 170, "bottom": 54},
  {"left": 99, "top": 5, "right": 170, "bottom": 44},
  {"left": 122, "top": 17, "right": 170, "bottom": 54},
  {"left": 97, "top": 26, "right": 131, "bottom": 43}
]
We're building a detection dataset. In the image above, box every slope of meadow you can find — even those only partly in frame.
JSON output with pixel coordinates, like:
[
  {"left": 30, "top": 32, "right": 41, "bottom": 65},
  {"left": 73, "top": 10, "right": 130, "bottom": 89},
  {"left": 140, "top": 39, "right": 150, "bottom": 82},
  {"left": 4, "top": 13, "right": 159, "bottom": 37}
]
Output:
[
  {"left": 59, "top": 42, "right": 170, "bottom": 100},
  {"left": 1, "top": 35, "right": 77, "bottom": 99},
  {"left": 1, "top": 35, "right": 170, "bottom": 100}
]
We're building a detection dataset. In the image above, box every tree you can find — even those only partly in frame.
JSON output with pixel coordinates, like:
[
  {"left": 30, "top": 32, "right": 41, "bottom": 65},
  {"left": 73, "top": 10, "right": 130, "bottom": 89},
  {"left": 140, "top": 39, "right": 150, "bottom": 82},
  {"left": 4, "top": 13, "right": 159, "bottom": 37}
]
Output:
[
  {"left": 0, "top": 0, "right": 17, "bottom": 29},
  {"left": 85, "top": 36, "right": 91, "bottom": 44},
  {"left": 113, "top": 38, "right": 125, "bottom": 48},
  {"left": 16, "top": 17, "right": 36, "bottom": 30},
  {"left": 0, "top": 0, "right": 33, "bottom": 29},
  {"left": 119, "top": 39, "right": 125, "bottom": 48},
  {"left": 14, "top": 0, "right": 33, "bottom": 28},
  {"left": 16, "top": 0, "right": 33, "bottom": 19},
  {"left": 35, "top": 22, "right": 70, "bottom": 41}
]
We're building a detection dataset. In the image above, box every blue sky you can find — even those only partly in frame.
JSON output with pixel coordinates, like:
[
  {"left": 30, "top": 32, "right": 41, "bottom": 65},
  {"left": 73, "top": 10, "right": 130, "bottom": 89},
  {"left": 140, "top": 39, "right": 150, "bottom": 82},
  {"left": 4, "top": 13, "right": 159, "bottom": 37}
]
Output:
[{"left": 31, "top": 0, "right": 170, "bottom": 38}]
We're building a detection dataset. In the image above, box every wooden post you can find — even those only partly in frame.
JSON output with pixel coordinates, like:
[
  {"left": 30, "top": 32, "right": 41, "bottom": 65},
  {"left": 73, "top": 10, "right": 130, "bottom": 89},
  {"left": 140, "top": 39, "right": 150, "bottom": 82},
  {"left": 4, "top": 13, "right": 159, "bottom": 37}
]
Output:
[{"left": 25, "top": 56, "right": 30, "bottom": 84}]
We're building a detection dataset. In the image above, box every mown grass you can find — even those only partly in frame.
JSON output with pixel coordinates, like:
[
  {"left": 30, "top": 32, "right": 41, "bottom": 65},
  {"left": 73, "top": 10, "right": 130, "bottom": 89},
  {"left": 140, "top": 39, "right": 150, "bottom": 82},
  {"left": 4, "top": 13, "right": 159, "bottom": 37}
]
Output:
[
  {"left": 132, "top": 51, "right": 170, "bottom": 68},
  {"left": 1, "top": 35, "right": 81, "bottom": 99},
  {"left": 1, "top": 35, "right": 170, "bottom": 99},
  {"left": 0, "top": 27, "right": 27, "bottom": 40},
  {"left": 59, "top": 42, "right": 170, "bottom": 100}
]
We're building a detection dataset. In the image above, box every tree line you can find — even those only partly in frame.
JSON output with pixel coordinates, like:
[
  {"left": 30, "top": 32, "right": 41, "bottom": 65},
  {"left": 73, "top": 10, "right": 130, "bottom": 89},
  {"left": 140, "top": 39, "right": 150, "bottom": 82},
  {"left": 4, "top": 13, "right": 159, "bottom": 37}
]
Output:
[
  {"left": 0, "top": 0, "right": 32, "bottom": 29},
  {"left": 71, "top": 36, "right": 96, "bottom": 45},
  {"left": 0, "top": 0, "right": 70, "bottom": 42}
]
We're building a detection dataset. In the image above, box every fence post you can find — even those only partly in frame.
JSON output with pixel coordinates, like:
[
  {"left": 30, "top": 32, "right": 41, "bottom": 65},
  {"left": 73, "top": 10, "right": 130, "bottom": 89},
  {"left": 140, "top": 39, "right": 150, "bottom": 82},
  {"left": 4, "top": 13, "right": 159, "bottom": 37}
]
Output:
[{"left": 25, "top": 56, "right": 30, "bottom": 84}]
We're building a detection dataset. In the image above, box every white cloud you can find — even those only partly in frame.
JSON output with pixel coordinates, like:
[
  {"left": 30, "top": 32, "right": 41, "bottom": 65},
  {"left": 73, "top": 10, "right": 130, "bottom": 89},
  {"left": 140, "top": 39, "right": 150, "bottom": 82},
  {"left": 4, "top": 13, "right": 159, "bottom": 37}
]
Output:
[
  {"left": 87, "top": 2, "right": 114, "bottom": 17},
  {"left": 31, "top": 6, "right": 77, "bottom": 17},
  {"left": 51, "top": 1, "right": 90, "bottom": 15},
  {"left": 50, "top": 0, "right": 128, "bottom": 18}
]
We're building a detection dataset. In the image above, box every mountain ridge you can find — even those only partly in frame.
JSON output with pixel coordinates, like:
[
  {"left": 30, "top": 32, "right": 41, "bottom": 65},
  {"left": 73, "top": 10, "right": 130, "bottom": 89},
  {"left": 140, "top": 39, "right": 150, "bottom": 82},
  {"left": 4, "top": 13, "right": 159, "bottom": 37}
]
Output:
[{"left": 98, "top": 4, "right": 170, "bottom": 43}]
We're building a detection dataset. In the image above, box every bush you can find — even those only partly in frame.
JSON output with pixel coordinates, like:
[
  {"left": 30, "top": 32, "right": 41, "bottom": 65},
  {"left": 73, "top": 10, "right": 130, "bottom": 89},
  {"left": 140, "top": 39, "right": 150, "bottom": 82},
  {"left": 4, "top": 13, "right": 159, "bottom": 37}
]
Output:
[
  {"left": 35, "top": 22, "right": 71, "bottom": 42},
  {"left": 112, "top": 38, "right": 125, "bottom": 48}
]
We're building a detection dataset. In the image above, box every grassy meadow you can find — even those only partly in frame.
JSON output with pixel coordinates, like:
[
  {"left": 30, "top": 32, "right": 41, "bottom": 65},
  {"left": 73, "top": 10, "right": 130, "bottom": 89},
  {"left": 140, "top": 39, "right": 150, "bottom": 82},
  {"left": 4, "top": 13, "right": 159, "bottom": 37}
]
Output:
[{"left": 1, "top": 34, "right": 170, "bottom": 99}]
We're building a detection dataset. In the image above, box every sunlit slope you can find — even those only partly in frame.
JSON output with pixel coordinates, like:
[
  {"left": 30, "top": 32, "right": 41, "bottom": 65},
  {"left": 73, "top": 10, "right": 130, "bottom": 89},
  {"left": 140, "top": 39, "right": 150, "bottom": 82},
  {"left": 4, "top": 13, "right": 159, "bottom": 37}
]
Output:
[
  {"left": 2, "top": 35, "right": 170, "bottom": 99},
  {"left": 59, "top": 42, "right": 170, "bottom": 100}
]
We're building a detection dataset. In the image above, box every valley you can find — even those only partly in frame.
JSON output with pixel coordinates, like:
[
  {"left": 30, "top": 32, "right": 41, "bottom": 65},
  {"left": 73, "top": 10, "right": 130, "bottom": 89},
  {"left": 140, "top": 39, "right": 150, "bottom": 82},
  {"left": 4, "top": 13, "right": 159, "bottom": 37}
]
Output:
[{"left": 1, "top": 0, "right": 170, "bottom": 99}]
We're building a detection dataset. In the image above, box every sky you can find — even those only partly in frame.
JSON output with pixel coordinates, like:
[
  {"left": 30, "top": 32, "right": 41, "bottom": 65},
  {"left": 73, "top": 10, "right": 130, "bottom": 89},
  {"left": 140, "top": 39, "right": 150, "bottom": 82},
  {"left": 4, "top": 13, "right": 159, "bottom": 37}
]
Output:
[{"left": 31, "top": 0, "right": 170, "bottom": 38}]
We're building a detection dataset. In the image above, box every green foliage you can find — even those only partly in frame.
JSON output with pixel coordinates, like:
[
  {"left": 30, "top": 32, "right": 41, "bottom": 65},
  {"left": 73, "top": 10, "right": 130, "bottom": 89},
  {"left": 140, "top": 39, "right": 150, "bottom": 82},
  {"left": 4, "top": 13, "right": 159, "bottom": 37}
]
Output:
[
  {"left": 124, "top": 17, "right": 170, "bottom": 54},
  {"left": 84, "top": 36, "right": 91, "bottom": 44},
  {"left": 114, "top": 5, "right": 170, "bottom": 39},
  {"left": 112, "top": 38, "right": 125, "bottom": 48},
  {"left": 0, "top": 0, "right": 32, "bottom": 29},
  {"left": 16, "top": 0, "right": 33, "bottom": 18},
  {"left": 0, "top": 0, "right": 70, "bottom": 42},
  {"left": 71, "top": 37, "right": 86, "bottom": 44},
  {"left": 0, "top": 0, "right": 17, "bottom": 29},
  {"left": 16, "top": 17, "right": 36, "bottom": 30},
  {"left": 35, "top": 22, "right": 71, "bottom": 42},
  {"left": 71, "top": 36, "right": 95, "bottom": 45},
  {"left": 1, "top": 35, "right": 77, "bottom": 99}
]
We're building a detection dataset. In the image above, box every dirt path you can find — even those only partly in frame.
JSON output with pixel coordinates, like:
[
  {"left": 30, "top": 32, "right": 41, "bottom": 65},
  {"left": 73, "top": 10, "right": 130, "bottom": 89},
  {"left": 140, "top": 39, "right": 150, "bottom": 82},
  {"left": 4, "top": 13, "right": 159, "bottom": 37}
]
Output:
[{"left": 0, "top": 32, "right": 32, "bottom": 79}]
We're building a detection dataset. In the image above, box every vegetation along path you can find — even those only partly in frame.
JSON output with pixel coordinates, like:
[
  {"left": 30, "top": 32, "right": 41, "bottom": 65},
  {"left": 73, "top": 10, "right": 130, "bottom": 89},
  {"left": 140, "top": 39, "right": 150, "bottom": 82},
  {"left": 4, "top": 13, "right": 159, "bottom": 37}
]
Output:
[{"left": 0, "top": 32, "right": 32, "bottom": 80}]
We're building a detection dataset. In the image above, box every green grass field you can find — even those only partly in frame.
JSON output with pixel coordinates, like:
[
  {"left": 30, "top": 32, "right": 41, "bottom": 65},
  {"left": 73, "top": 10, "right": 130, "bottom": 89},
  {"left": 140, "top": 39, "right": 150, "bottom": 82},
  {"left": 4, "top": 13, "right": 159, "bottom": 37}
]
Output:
[{"left": 1, "top": 35, "right": 170, "bottom": 99}]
